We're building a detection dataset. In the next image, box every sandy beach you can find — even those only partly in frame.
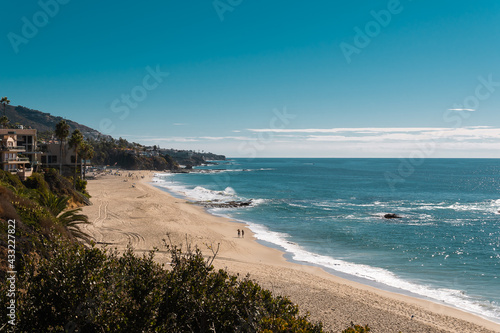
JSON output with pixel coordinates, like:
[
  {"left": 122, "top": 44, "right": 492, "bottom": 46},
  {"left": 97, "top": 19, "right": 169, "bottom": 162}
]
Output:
[{"left": 81, "top": 170, "right": 500, "bottom": 333}]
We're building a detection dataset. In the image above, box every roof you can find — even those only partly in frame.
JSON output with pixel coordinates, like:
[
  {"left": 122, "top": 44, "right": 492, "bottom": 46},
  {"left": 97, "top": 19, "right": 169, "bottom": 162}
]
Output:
[{"left": 0, "top": 129, "right": 37, "bottom": 135}]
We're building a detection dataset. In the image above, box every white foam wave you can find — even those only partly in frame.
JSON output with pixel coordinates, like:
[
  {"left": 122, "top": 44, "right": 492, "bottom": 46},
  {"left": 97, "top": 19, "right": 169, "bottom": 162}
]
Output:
[
  {"left": 152, "top": 173, "right": 174, "bottom": 180},
  {"left": 288, "top": 203, "right": 309, "bottom": 208},
  {"left": 185, "top": 186, "right": 238, "bottom": 202},
  {"left": 153, "top": 176, "right": 269, "bottom": 207},
  {"left": 245, "top": 221, "right": 500, "bottom": 322},
  {"left": 252, "top": 198, "right": 269, "bottom": 206},
  {"left": 194, "top": 169, "right": 246, "bottom": 173},
  {"left": 193, "top": 168, "right": 275, "bottom": 174},
  {"left": 154, "top": 175, "right": 239, "bottom": 202},
  {"left": 416, "top": 201, "right": 500, "bottom": 215}
]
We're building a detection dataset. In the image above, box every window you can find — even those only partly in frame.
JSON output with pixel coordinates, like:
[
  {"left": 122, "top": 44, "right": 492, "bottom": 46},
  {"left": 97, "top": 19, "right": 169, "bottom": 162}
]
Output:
[{"left": 43, "top": 155, "right": 57, "bottom": 164}]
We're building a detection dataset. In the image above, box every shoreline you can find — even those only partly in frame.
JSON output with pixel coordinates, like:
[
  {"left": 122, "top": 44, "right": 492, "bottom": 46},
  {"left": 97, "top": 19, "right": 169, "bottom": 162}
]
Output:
[{"left": 81, "top": 170, "right": 500, "bottom": 333}]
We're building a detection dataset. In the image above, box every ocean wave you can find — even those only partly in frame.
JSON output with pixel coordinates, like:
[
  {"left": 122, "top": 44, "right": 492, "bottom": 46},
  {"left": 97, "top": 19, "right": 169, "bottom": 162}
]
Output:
[
  {"left": 415, "top": 201, "right": 500, "bottom": 215},
  {"left": 154, "top": 177, "right": 239, "bottom": 202},
  {"left": 252, "top": 198, "right": 269, "bottom": 205},
  {"left": 152, "top": 173, "right": 174, "bottom": 180},
  {"left": 153, "top": 177, "right": 269, "bottom": 208},
  {"left": 288, "top": 203, "right": 310, "bottom": 209},
  {"left": 311, "top": 198, "right": 500, "bottom": 216},
  {"left": 244, "top": 220, "right": 500, "bottom": 322},
  {"left": 192, "top": 168, "right": 276, "bottom": 174}
]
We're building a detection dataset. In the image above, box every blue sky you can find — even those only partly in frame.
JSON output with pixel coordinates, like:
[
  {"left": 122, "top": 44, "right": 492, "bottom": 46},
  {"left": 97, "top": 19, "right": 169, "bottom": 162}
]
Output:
[{"left": 1, "top": 0, "right": 500, "bottom": 157}]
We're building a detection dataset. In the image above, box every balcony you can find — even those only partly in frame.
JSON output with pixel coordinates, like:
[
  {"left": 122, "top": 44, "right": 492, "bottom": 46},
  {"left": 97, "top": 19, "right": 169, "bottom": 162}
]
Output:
[
  {"left": 0, "top": 146, "right": 26, "bottom": 152},
  {"left": 3, "top": 157, "right": 30, "bottom": 163},
  {"left": 16, "top": 168, "right": 32, "bottom": 181}
]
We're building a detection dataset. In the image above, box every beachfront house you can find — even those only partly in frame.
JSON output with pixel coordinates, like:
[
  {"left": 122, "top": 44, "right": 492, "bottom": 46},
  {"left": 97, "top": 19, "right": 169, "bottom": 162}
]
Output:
[
  {"left": 39, "top": 142, "right": 89, "bottom": 176},
  {"left": 0, "top": 129, "right": 38, "bottom": 180}
]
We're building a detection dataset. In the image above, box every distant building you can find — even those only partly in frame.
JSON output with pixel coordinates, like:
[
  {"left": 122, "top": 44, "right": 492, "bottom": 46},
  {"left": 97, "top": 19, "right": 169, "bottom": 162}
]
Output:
[
  {"left": 0, "top": 129, "right": 38, "bottom": 180},
  {"left": 12, "top": 128, "right": 40, "bottom": 165},
  {"left": 0, "top": 128, "right": 89, "bottom": 179},
  {"left": 39, "top": 142, "right": 88, "bottom": 176}
]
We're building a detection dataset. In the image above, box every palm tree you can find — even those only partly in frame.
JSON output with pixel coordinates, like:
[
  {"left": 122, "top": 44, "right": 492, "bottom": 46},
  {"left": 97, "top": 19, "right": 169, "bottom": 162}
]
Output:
[
  {"left": 55, "top": 120, "right": 70, "bottom": 174},
  {"left": 1, "top": 96, "right": 10, "bottom": 117},
  {"left": 38, "top": 191, "right": 69, "bottom": 216},
  {"left": 68, "top": 129, "right": 83, "bottom": 188},
  {"left": 0, "top": 115, "right": 9, "bottom": 129},
  {"left": 0, "top": 96, "right": 10, "bottom": 128},
  {"left": 57, "top": 208, "right": 92, "bottom": 243},
  {"left": 4, "top": 184, "right": 38, "bottom": 200},
  {"left": 39, "top": 192, "right": 92, "bottom": 243},
  {"left": 80, "top": 141, "right": 94, "bottom": 179}
]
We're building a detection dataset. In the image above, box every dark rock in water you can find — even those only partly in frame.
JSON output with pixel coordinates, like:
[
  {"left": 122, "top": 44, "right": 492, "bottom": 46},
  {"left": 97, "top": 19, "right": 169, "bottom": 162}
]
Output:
[
  {"left": 384, "top": 213, "right": 402, "bottom": 219},
  {"left": 195, "top": 200, "right": 253, "bottom": 208}
]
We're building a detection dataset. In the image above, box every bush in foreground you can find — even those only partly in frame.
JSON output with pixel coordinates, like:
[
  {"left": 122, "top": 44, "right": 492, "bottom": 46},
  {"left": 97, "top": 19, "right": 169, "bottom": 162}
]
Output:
[{"left": 2, "top": 239, "right": 326, "bottom": 332}]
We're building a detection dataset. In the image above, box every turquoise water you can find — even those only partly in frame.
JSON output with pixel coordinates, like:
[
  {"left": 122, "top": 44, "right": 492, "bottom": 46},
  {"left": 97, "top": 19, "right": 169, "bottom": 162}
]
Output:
[{"left": 153, "top": 158, "right": 500, "bottom": 322}]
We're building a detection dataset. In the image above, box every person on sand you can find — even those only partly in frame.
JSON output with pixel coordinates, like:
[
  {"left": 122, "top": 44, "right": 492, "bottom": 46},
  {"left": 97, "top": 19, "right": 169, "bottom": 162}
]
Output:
[
  {"left": 241, "top": 229, "right": 244, "bottom": 238},
  {"left": 237, "top": 229, "right": 240, "bottom": 238}
]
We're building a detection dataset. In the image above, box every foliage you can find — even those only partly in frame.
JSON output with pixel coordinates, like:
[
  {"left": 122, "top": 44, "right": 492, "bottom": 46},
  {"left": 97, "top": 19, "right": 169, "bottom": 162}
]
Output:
[
  {"left": 36, "top": 191, "right": 91, "bottom": 242},
  {"left": 0, "top": 168, "right": 24, "bottom": 189},
  {"left": 55, "top": 119, "right": 70, "bottom": 174},
  {"left": 38, "top": 191, "right": 68, "bottom": 216},
  {"left": 0, "top": 115, "right": 9, "bottom": 128},
  {"left": 87, "top": 136, "right": 224, "bottom": 171},
  {"left": 1, "top": 96, "right": 10, "bottom": 118},
  {"left": 0, "top": 97, "right": 10, "bottom": 128},
  {"left": 23, "top": 172, "right": 50, "bottom": 195},
  {"left": 88, "top": 136, "right": 179, "bottom": 170},
  {"left": 0, "top": 169, "right": 90, "bottom": 278},
  {"left": 57, "top": 208, "right": 91, "bottom": 243},
  {"left": 37, "top": 129, "right": 54, "bottom": 142},
  {"left": 68, "top": 129, "right": 84, "bottom": 188},
  {"left": 40, "top": 168, "right": 89, "bottom": 204},
  {"left": 80, "top": 141, "right": 94, "bottom": 179},
  {"left": 342, "top": 324, "right": 371, "bottom": 333},
  {"left": 55, "top": 119, "right": 70, "bottom": 142},
  {"left": 75, "top": 177, "right": 87, "bottom": 193},
  {"left": 2, "top": 240, "right": 327, "bottom": 332},
  {"left": 0, "top": 183, "right": 61, "bottom": 279}
]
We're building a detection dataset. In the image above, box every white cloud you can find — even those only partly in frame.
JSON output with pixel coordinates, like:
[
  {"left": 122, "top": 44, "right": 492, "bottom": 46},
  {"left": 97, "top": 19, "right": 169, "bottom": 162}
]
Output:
[
  {"left": 246, "top": 127, "right": 451, "bottom": 133},
  {"left": 304, "top": 127, "right": 500, "bottom": 142},
  {"left": 136, "top": 137, "right": 199, "bottom": 142},
  {"left": 121, "top": 126, "right": 500, "bottom": 158},
  {"left": 199, "top": 136, "right": 255, "bottom": 141}
]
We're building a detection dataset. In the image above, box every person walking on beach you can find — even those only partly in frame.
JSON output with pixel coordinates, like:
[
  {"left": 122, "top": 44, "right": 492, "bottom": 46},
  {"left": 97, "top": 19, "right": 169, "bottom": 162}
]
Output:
[
  {"left": 237, "top": 229, "right": 240, "bottom": 238},
  {"left": 241, "top": 229, "right": 244, "bottom": 238}
]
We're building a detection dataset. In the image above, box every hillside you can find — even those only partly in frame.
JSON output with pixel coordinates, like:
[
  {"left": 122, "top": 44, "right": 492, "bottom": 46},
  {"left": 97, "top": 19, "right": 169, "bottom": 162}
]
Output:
[
  {"left": 161, "top": 149, "right": 226, "bottom": 166},
  {"left": 3, "top": 103, "right": 226, "bottom": 168},
  {"left": 3, "top": 104, "right": 107, "bottom": 140}
]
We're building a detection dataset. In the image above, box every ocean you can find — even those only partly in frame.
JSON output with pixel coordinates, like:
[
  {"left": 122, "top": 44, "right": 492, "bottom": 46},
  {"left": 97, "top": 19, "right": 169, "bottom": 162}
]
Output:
[{"left": 152, "top": 158, "right": 500, "bottom": 323}]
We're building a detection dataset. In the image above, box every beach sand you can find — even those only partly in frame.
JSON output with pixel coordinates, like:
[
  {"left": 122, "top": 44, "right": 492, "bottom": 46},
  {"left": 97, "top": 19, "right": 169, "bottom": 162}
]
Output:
[{"left": 81, "top": 171, "right": 500, "bottom": 333}]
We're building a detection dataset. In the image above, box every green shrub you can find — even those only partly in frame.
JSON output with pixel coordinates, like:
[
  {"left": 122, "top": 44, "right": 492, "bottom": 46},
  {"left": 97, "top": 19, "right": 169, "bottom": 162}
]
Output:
[
  {"left": 23, "top": 172, "right": 50, "bottom": 195},
  {"left": 342, "top": 324, "right": 371, "bottom": 333},
  {"left": 75, "top": 177, "right": 87, "bottom": 193},
  {"left": 0, "top": 169, "right": 23, "bottom": 189},
  {"left": 6, "top": 240, "right": 326, "bottom": 332}
]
